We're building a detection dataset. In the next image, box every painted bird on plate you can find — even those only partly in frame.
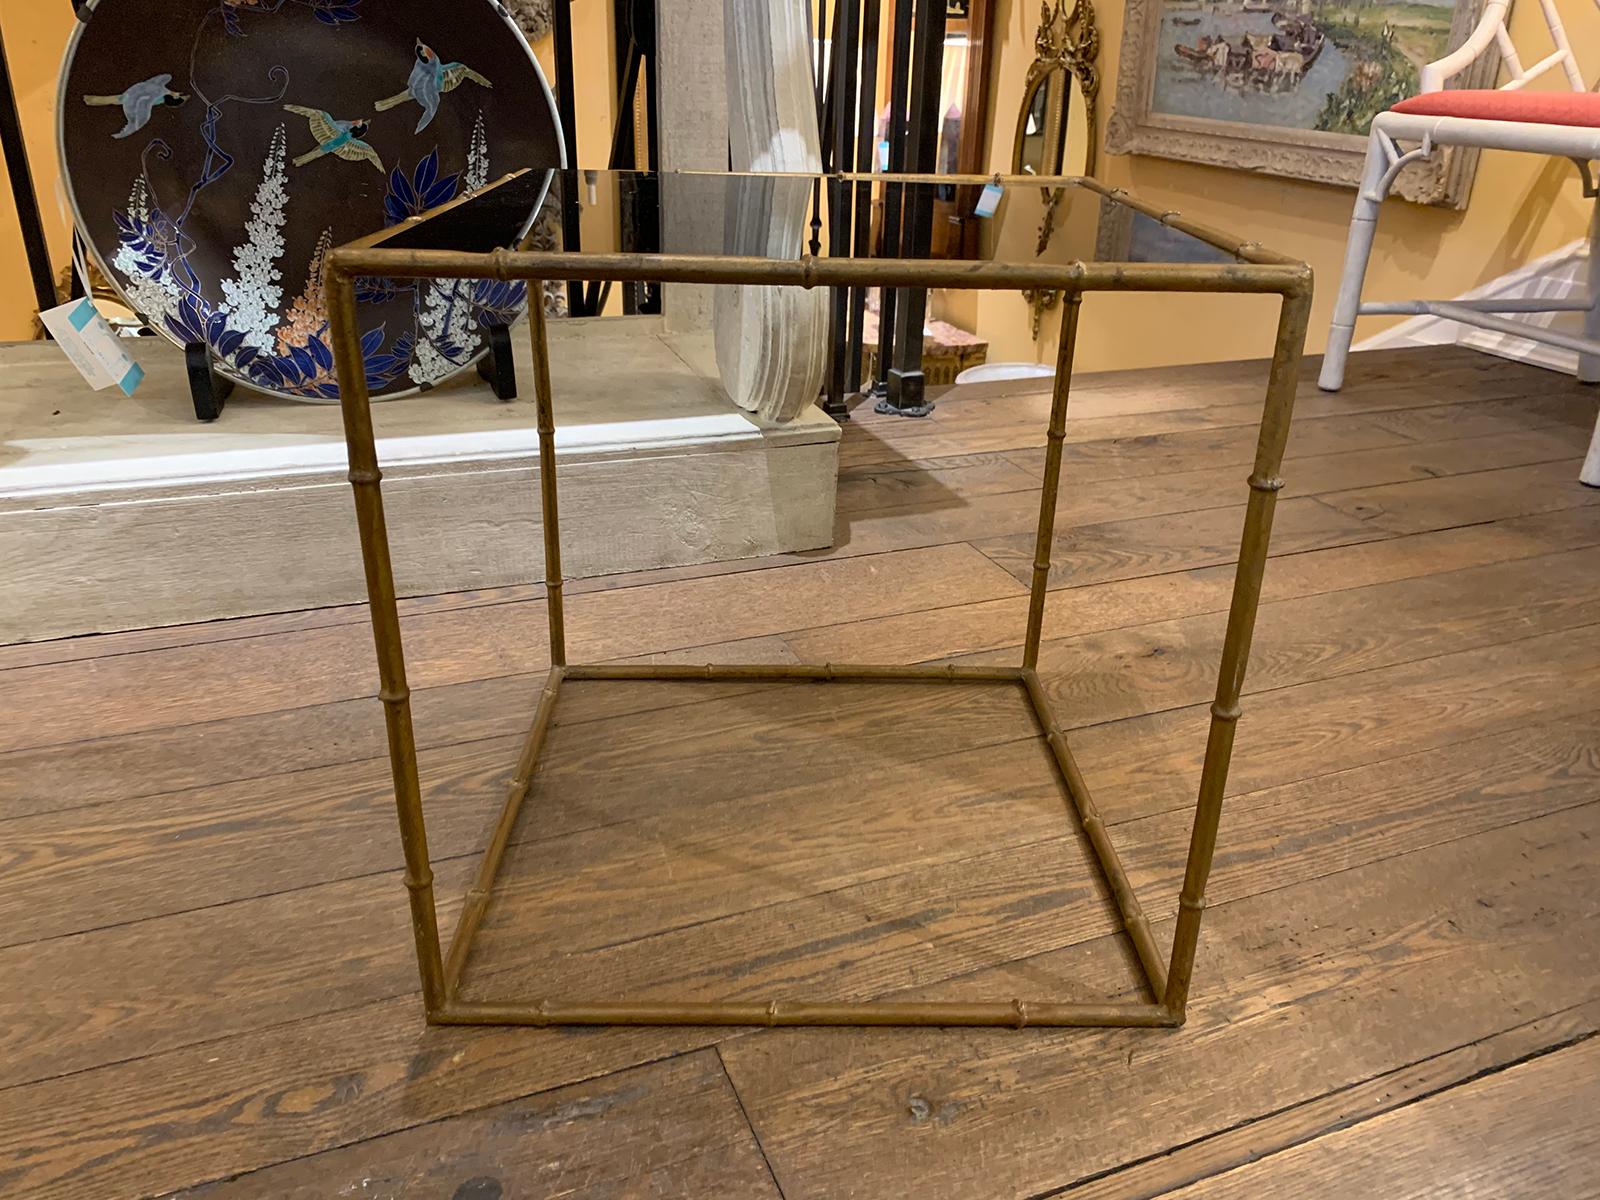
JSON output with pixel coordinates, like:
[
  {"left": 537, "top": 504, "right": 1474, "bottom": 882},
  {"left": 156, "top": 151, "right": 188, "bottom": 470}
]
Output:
[
  {"left": 284, "top": 106, "right": 384, "bottom": 172},
  {"left": 374, "top": 41, "right": 492, "bottom": 133},
  {"left": 82, "top": 73, "right": 189, "bottom": 139}
]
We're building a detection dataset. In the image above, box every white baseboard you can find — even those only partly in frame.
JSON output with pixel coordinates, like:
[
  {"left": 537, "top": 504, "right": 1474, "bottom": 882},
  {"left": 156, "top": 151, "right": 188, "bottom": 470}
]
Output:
[{"left": 1353, "top": 238, "right": 1589, "bottom": 374}]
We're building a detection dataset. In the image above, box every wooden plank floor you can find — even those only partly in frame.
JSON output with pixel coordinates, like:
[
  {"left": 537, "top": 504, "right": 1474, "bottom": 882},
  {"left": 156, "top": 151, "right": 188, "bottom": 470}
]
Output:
[{"left": 3, "top": 345, "right": 1599, "bottom": 1199}]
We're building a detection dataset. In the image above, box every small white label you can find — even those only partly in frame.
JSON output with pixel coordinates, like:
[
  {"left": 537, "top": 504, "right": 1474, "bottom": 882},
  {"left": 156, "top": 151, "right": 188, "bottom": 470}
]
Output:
[
  {"left": 38, "top": 299, "right": 145, "bottom": 396},
  {"left": 974, "top": 182, "right": 1003, "bottom": 219}
]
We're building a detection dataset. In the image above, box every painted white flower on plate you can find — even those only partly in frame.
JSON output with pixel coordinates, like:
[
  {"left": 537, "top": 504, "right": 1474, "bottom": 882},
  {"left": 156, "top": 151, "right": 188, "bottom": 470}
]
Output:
[
  {"left": 410, "top": 114, "right": 491, "bottom": 386},
  {"left": 218, "top": 125, "right": 290, "bottom": 355},
  {"left": 112, "top": 178, "right": 179, "bottom": 327}
]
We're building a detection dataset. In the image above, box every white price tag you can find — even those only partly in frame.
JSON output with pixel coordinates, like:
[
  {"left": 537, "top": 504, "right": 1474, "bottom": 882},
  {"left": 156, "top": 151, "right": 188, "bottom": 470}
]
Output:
[
  {"left": 39, "top": 298, "right": 145, "bottom": 396},
  {"left": 974, "top": 182, "right": 1003, "bottom": 219}
]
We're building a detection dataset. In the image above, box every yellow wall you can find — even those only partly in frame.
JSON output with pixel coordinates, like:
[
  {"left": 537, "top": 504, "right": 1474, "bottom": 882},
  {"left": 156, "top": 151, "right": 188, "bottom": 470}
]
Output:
[
  {"left": 961, "top": 0, "right": 1600, "bottom": 372},
  {"left": 529, "top": 4, "right": 627, "bottom": 264},
  {"left": 0, "top": 5, "right": 78, "bottom": 341}
]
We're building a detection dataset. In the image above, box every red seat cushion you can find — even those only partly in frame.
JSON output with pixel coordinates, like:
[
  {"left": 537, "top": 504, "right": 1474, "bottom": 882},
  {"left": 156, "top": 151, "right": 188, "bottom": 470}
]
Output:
[{"left": 1390, "top": 89, "right": 1600, "bottom": 127}]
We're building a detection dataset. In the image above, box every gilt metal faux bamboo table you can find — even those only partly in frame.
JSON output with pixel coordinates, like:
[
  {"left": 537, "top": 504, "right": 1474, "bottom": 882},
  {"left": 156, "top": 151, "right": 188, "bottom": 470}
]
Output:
[{"left": 329, "top": 170, "right": 1312, "bottom": 1030}]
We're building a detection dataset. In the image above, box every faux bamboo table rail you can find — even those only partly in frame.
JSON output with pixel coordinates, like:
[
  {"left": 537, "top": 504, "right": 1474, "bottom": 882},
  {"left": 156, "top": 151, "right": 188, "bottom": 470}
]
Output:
[{"left": 328, "top": 185, "right": 1312, "bottom": 1030}]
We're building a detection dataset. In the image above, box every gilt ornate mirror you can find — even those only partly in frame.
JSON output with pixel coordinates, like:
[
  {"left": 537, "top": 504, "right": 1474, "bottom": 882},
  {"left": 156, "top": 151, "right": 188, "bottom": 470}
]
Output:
[{"left": 1013, "top": 0, "right": 1100, "bottom": 338}]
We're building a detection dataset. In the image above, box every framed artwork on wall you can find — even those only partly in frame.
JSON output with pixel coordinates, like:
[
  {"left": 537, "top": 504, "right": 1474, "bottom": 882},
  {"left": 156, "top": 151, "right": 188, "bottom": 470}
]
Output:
[{"left": 1105, "top": 0, "right": 1500, "bottom": 207}]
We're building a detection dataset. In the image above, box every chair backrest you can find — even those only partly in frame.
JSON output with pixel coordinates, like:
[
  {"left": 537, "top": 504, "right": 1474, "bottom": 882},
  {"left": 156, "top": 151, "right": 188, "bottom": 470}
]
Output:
[{"left": 1420, "top": 0, "right": 1586, "bottom": 93}]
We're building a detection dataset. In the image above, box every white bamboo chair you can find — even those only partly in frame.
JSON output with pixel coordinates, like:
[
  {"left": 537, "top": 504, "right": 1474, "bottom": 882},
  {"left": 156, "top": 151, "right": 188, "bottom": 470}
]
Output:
[{"left": 1318, "top": 0, "right": 1600, "bottom": 486}]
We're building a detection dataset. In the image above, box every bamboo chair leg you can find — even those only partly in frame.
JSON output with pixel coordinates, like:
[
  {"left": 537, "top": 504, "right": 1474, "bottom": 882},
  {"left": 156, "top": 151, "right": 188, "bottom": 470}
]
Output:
[{"left": 1319, "top": 132, "right": 1389, "bottom": 393}]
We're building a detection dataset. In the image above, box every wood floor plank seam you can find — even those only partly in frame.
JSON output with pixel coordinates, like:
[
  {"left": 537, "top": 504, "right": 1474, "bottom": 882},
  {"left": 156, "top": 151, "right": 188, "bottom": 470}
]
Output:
[
  {"left": 1100, "top": 714, "right": 1598, "bottom": 832},
  {"left": 942, "top": 540, "right": 1600, "bottom": 676},
  {"left": 842, "top": 795, "right": 1600, "bottom": 1012},
  {"left": 0, "top": 723, "right": 1058, "bottom": 952},
  {"left": 839, "top": 434, "right": 1588, "bottom": 520},
  {"left": 1032, "top": 1019, "right": 1600, "bottom": 1200},
  {"left": 0, "top": 861, "right": 439, "bottom": 956},
  {"left": 0, "top": 982, "right": 428, "bottom": 1097},
  {"left": 888, "top": 420, "right": 1579, "bottom": 488},
  {"left": 837, "top": 432, "right": 1487, "bottom": 514},
  {"left": 836, "top": 451, "right": 1587, "bottom": 532},
  {"left": 0, "top": 543, "right": 1008, "bottom": 679},
  {"left": 789, "top": 527, "right": 1600, "bottom": 672},
  {"left": 835, "top": 385, "right": 1586, "bottom": 468},
  {"left": 715, "top": 1044, "right": 790, "bottom": 1200},
  {"left": 964, "top": 488, "right": 1595, "bottom": 600},
  {"left": 101, "top": 1042, "right": 723, "bottom": 1199},
  {"left": 840, "top": 371, "right": 1560, "bottom": 446},
  {"left": 1138, "top": 1030, "right": 1600, "bottom": 1199},
  {"left": 1056, "top": 618, "right": 1600, "bottom": 739}
]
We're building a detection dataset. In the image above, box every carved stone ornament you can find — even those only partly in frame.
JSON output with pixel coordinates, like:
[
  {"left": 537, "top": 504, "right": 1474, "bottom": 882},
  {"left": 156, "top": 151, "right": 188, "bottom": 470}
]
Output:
[
  {"left": 503, "top": 0, "right": 554, "bottom": 44},
  {"left": 1104, "top": 0, "right": 1498, "bottom": 208}
]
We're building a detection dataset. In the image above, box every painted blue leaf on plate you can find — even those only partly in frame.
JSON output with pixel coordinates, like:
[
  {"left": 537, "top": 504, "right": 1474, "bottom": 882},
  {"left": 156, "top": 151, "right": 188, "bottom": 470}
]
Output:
[
  {"left": 385, "top": 151, "right": 461, "bottom": 226},
  {"left": 472, "top": 278, "right": 527, "bottom": 328},
  {"left": 217, "top": 328, "right": 247, "bottom": 359}
]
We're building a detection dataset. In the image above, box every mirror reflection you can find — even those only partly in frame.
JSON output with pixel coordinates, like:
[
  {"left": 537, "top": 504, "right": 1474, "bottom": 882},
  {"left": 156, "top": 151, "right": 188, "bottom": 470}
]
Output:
[{"left": 1015, "top": 67, "right": 1071, "bottom": 177}]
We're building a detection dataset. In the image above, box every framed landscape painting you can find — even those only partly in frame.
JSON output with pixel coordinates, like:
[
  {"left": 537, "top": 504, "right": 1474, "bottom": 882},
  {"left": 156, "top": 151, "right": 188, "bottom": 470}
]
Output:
[{"left": 1105, "top": 0, "right": 1500, "bottom": 206}]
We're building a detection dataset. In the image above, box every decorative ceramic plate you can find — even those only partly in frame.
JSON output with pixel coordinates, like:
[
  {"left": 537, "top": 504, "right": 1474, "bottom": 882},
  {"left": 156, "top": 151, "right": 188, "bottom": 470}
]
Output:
[{"left": 59, "top": 0, "right": 563, "bottom": 401}]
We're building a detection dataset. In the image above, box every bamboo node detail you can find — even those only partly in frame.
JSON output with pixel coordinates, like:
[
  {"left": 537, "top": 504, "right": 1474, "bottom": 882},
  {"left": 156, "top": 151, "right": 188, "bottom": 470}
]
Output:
[
  {"left": 1248, "top": 474, "right": 1285, "bottom": 493},
  {"left": 1210, "top": 702, "right": 1242, "bottom": 721},
  {"left": 1012, "top": 999, "right": 1031, "bottom": 1029}
]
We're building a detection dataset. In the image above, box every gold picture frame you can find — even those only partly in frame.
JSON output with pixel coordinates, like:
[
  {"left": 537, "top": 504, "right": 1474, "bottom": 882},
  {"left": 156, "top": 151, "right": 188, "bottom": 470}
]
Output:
[{"left": 1105, "top": 0, "right": 1500, "bottom": 208}]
